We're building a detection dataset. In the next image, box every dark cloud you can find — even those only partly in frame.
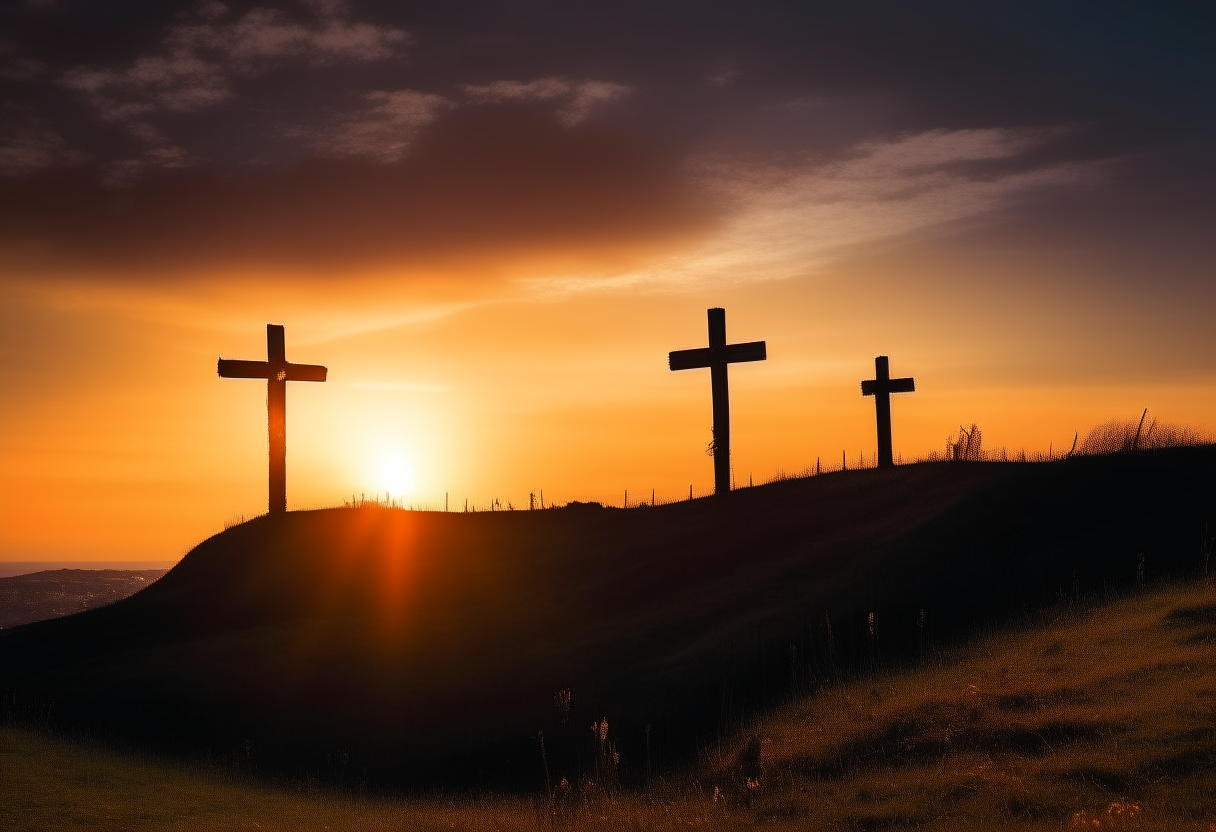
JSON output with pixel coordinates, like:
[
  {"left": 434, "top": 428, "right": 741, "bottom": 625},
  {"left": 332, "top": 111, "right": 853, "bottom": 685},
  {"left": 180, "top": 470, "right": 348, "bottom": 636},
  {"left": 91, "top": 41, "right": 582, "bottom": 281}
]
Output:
[
  {"left": 0, "top": 0, "right": 1211, "bottom": 278},
  {"left": 0, "top": 107, "right": 717, "bottom": 277}
]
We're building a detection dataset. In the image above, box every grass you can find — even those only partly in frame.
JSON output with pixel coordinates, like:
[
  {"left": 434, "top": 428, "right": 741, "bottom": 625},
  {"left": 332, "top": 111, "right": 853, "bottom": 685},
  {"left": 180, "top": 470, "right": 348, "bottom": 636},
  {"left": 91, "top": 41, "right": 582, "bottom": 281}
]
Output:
[
  {"left": 706, "top": 578, "right": 1216, "bottom": 830},
  {"left": 5, "top": 579, "right": 1214, "bottom": 831}
]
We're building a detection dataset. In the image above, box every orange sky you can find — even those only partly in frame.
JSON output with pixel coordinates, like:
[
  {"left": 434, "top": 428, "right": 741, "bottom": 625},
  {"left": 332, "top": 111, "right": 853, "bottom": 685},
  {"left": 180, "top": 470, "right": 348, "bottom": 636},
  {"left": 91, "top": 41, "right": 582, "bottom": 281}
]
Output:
[
  {"left": 2, "top": 2, "right": 1213, "bottom": 563},
  {"left": 3, "top": 208, "right": 1213, "bottom": 562}
]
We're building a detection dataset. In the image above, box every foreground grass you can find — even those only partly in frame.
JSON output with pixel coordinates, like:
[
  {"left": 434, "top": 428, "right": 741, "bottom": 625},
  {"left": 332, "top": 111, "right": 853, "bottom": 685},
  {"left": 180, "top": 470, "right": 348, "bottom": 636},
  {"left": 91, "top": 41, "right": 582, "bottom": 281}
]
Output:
[
  {"left": 712, "top": 580, "right": 1216, "bottom": 831},
  {"left": 4, "top": 581, "right": 1215, "bottom": 831}
]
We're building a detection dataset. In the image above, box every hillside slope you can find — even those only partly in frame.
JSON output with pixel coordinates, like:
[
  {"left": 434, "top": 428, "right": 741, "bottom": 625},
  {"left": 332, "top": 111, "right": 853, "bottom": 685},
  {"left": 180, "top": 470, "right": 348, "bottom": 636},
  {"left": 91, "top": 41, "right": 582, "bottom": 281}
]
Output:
[
  {"left": 3, "top": 581, "right": 1213, "bottom": 830},
  {"left": 2, "top": 449, "right": 1213, "bottom": 788}
]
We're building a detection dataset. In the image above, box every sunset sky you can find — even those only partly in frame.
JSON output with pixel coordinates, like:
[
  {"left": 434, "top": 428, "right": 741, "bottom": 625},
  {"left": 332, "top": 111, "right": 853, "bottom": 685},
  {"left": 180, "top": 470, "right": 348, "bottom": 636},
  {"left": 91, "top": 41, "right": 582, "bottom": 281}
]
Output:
[{"left": 2, "top": 1, "right": 1213, "bottom": 563}]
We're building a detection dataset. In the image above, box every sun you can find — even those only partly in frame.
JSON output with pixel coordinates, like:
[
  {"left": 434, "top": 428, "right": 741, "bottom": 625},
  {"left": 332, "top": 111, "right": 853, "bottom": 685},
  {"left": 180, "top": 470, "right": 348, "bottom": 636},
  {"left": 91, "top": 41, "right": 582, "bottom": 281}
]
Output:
[{"left": 378, "top": 453, "right": 416, "bottom": 497}]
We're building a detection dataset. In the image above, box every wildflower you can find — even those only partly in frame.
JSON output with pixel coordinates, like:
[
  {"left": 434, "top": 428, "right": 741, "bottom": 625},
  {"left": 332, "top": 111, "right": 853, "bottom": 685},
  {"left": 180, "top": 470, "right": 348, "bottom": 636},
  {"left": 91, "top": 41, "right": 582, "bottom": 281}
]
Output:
[{"left": 1071, "top": 810, "right": 1096, "bottom": 828}]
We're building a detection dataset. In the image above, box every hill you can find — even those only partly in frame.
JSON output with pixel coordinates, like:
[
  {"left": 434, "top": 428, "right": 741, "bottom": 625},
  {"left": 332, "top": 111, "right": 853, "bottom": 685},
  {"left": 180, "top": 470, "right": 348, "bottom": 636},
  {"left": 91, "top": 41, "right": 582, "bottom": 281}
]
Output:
[
  {"left": 1, "top": 448, "right": 1213, "bottom": 789},
  {"left": 0, "top": 569, "right": 171, "bottom": 629},
  {"left": 4, "top": 578, "right": 1213, "bottom": 830}
]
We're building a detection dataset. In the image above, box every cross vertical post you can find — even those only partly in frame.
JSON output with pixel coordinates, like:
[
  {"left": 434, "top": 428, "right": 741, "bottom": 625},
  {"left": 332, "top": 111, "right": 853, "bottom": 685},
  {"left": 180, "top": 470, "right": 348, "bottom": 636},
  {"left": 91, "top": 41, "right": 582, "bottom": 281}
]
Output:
[
  {"left": 707, "top": 308, "right": 731, "bottom": 497},
  {"left": 669, "top": 308, "right": 767, "bottom": 496},
  {"left": 218, "top": 324, "right": 328, "bottom": 514},
  {"left": 267, "top": 325, "right": 287, "bottom": 514},
  {"left": 861, "top": 355, "right": 915, "bottom": 469}
]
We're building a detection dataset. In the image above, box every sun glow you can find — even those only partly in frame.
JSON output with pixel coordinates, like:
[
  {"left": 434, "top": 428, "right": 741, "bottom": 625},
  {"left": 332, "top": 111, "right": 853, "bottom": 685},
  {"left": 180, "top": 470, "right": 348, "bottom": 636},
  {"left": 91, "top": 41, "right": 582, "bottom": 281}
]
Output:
[{"left": 378, "top": 453, "right": 416, "bottom": 497}]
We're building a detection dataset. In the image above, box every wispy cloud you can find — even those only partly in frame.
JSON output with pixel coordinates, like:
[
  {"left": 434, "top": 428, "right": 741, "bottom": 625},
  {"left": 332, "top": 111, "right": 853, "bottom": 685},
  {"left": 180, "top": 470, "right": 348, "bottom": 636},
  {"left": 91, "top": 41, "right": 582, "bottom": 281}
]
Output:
[
  {"left": 0, "top": 110, "right": 88, "bottom": 177},
  {"left": 0, "top": 41, "right": 47, "bottom": 81},
  {"left": 59, "top": 1, "right": 408, "bottom": 170},
  {"left": 462, "top": 77, "right": 631, "bottom": 126},
  {"left": 305, "top": 89, "right": 447, "bottom": 163},
  {"left": 526, "top": 128, "right": 1104, "bottom": 295}
]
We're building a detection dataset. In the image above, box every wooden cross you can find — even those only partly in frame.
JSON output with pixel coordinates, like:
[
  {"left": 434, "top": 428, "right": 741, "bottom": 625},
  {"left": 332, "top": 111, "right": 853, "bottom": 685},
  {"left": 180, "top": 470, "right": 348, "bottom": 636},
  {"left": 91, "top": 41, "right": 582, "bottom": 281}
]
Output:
[
  {"left": 218, "top": 324, "right": 327, "bottom": 514},
  {"left": 669, "top": 308, "right": 766, "bottom": 495},
  {"left": 861, "top": 355, "right": 914, "bottom": 469}
]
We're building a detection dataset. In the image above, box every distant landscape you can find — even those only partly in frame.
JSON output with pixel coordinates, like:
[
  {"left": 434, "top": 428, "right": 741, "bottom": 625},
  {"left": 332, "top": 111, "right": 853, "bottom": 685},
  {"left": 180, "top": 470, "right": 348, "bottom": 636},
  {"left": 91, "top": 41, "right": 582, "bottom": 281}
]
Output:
[{"left": 0, "top": 569, "right": 170, "bottom": 629}]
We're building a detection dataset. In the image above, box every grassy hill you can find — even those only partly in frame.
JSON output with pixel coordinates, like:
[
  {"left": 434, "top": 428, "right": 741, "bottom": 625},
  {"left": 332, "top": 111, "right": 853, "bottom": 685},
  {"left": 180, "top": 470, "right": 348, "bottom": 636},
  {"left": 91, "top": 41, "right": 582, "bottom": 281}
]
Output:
[
  {"left": 2, "top": 447, "right": 1213, "bottom": 790},
  {"left": 4, "top": 578, "right": 1213, "bottom": 830}
]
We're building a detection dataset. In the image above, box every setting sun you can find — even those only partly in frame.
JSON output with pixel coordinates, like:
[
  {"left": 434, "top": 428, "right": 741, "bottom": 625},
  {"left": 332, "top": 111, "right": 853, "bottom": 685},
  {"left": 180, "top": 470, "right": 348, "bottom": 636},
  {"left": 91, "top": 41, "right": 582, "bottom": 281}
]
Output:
[{"left": 377, "top": 452, "right": 416, "bottom": 499}]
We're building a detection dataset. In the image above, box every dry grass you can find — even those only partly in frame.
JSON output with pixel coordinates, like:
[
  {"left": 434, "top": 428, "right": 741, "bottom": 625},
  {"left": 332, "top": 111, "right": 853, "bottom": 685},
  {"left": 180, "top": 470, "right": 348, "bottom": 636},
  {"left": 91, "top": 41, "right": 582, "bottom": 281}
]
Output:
[
  {"left": 5, "top": 580, "right": 1214, "bottom": 831},
  {"left": 708, "top": 580, "right": 1216, "bottom": 830},
  {"left": 916, "top": 412, "right": 1214, "bottom": 466},
  {"left": 1076, "top": 413, "right": 1213, "bottom": 456}
]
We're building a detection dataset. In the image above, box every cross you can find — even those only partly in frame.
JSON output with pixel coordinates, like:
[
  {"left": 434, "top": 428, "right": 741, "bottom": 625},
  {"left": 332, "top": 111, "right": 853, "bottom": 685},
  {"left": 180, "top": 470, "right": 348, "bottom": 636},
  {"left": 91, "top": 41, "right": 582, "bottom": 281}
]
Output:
[
  {"left": 669, "top": 308, "right": 766, "bottom": 495},
  {"left": 218, "top": 324, "right": 327, "bottom": 514},
  {"left": 861, "top": 355, "right": 915, "bottom": 469}
]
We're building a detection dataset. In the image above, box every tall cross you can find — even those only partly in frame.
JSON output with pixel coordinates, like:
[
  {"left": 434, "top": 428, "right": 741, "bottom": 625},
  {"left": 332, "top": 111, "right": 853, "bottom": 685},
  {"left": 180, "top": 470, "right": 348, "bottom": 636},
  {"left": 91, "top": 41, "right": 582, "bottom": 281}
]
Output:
[
  {"left": 861, "top": 355, "right": 915, "bottom": 470},
  {"left": 669, "top": 308, "right": 766, "bottom": 495},
  {"left": 218, "top": 324, "right": 327, "bottom": 514}
]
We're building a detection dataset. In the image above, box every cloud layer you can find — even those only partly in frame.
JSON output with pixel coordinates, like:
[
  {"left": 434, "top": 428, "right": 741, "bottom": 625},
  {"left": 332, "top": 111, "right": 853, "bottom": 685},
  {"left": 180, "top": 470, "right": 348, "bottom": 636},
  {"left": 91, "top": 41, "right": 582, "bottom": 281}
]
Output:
[
  {"left": 527, "top": 128, "right": 1103, "bottom": 296},
  {"left": 61, "top": 2, "right": 407, "bottom": 120},
  {"left": 463, "top": 77, "right": 631, "bottom": 126},
  {"left": 0, "top": 0, "right": 1210, "bottom": 295},
  {"left": 0, "top": 108, "right": 714, "bottom": 278}
]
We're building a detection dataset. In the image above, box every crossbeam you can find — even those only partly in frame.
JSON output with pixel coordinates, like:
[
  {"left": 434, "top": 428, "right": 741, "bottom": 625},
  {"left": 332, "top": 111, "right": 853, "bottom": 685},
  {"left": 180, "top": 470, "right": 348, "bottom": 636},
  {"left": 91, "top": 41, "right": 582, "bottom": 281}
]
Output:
[
  {"left": 218, "top": 324, "right": 327, "bottom": 513},
  {"left": 861, "top": 355, "right": 915, "bottom": 469},
  {"left": 668, "top": 341, "right": 767, "bottom": 371},
  {"left": 669, "top": 308, "right": 767, "bottom": 495}
]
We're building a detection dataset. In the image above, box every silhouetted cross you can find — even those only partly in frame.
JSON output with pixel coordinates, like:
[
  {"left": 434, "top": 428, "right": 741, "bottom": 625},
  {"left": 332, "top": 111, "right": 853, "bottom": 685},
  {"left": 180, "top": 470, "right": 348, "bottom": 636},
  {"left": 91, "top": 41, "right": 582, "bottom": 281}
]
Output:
[
  {"left": 669, "top": 308, "right": 767, "bottom": 495},
  {"left": 218, "top": 324, "right": 327, "bottom": 513},
  {"left": 861, "top": 355, "right": 915, "bottom": 469}
]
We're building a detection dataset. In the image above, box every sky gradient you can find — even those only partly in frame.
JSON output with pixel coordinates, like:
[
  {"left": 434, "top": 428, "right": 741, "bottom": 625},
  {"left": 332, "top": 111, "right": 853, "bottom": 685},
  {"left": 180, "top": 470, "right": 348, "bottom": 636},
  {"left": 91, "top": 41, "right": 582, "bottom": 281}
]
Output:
[{"left": 2, "top": 1, "right": 1214, "bottom": 562}]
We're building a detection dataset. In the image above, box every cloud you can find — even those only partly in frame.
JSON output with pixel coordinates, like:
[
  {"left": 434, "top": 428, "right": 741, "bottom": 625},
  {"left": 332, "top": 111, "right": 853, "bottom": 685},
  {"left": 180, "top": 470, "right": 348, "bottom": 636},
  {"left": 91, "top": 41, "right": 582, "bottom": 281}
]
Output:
[
  {"left": 463, "top": 77, "right": 631, "bottom": 126},
  {"left": 526, "top": 128, "right": 1106, "bottom": 296},
  {"left": 306, "top": 90, "right": 448, "bottom": 163},
  {"left": 0, "top": 110, "right": 89, "bottom": 177},
  {"left": 0, "top": 108, "right": 714, "bottom": 278},
  {"left": 59, "top": 1, "right": 408, "bottom": 150},
  {"left": 0, "top": 41, "right": 47, "bottom": 81}
]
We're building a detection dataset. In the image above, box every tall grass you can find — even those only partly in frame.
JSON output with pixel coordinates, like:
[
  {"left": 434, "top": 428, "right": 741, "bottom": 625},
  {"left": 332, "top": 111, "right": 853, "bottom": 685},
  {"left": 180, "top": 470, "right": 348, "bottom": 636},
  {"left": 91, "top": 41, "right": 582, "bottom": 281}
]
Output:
[{"left": 1076, "top": 410, "right": 1212, "bottom": 455}]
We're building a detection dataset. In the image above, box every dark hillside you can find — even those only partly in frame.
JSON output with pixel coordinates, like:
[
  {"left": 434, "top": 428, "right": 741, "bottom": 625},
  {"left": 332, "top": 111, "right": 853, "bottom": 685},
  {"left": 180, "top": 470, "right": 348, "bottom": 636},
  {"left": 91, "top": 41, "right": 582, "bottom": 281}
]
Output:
[{"left": 2, "top": 448, "right": 1213, "bottom": 789}]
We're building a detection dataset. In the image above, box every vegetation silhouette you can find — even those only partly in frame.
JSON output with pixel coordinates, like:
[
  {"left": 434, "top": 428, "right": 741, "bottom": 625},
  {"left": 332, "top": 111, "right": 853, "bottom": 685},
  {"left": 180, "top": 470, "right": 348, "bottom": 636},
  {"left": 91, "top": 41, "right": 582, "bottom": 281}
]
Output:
[{"left": 2, "top": 446, "right": 1213, "bottom": 794}]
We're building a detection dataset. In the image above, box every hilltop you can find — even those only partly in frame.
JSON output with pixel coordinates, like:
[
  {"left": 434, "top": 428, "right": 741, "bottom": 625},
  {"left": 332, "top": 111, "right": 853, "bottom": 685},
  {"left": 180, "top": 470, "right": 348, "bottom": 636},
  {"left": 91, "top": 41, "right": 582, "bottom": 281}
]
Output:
[{"left": 1, "top": 448, "right": 1213, "bottom": 789}]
